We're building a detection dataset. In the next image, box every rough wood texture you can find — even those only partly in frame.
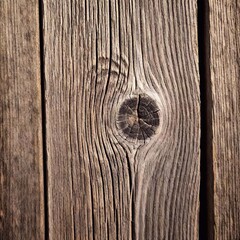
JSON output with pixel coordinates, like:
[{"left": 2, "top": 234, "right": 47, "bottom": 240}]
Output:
[
  {"left": 43, "top": 0, "right": 200, "bottom": 239},
  {"left": 0, "top": 1, "right": 44, "bottom": 239},
  {"left": 209, "top": 0, "right": 240, "bottom": 239}
]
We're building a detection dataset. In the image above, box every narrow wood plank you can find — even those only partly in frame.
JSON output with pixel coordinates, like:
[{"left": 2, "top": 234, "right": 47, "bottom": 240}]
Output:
[
  {"left": 209, "top": 0, "right": 240, "bottom": 239},
  {"left": 0, "top": 1, "right": 44, "bottom": 239},
  {"left": 43, "top": 0, "right": 200, "bottom": 239}
]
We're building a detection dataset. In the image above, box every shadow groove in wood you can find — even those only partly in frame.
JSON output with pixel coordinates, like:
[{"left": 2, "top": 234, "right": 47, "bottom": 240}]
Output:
[{"left": 198, "top": 0, "right": 214, "bottom": 238}]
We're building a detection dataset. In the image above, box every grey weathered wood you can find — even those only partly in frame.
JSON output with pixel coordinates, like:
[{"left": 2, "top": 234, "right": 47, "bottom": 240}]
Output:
[
  {"left": 209, "top": 0, "right": 240, "bottom": 239},
  {"left": 43, "top": 0, "right": 200, "bottom": 239},
  {"left": 0, "top": 0, "right": 44, "bottom": 239}
]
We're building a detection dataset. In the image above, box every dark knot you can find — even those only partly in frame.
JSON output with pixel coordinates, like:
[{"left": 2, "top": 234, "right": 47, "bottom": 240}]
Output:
[{"left": 117, "top": 94, "right": 160, "bottom": 141}]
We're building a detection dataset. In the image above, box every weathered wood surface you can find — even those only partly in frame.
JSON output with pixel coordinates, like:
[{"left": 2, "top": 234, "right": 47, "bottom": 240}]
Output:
[
  {"left": 43, "top": 0, "right": 200, "bottom": 240},
  {"left": 0, "top": 0, "right": 44, "bottom": 239},
  {"left": 43, "top": 0, "right": 200, "bottom": 239},
  {"left": 209, "top": 0, "right": 240, "bottom": 239}
]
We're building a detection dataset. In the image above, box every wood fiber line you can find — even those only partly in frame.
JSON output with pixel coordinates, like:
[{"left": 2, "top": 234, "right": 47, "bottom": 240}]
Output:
[
  {"left": 43, "top": 0, "right": 200, "bottom": 239},
  {"left": 209, "top": 0, "right": 240, "bottom": 239},
  {"left": 0, "top": 0, "right": 44, "bottom": 239}
]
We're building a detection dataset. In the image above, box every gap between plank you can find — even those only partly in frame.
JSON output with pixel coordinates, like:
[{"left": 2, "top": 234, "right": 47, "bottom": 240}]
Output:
[
  {"left": 198, "top": 0, "right": 214, "bottom": 239},
  {"left": 38, "top": 0, "right": 49, "bottom": 239}
]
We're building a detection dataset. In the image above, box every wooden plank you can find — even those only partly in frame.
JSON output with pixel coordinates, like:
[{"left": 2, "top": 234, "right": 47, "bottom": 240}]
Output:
[
  {"left": 0, "top": 1, "right": 44, "bottom": 239},
  {"left": 209, "top": 0, "right": 240, "bottom": 239},
  {"left": 43, "top": 0, "right": 200, "bottom": 239}
]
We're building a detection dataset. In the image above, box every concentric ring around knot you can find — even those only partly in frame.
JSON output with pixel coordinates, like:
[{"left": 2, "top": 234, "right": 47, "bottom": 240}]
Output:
[{"left": 117, "top": 94, "right": 160, "bottom": 141}]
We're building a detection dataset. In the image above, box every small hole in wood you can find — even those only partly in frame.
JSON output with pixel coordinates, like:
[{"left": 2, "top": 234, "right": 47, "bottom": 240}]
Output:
[{"left": 117, "top": 94, "right": 160, "bottom": 141}]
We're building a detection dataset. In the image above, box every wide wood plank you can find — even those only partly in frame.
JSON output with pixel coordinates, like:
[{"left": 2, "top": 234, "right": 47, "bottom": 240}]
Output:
[
  {"left": 0, "top": 1, "right": 44, "bottom": 239},
  {"left": 209, "top": 0, "right": 240, "bottom": 239},
  {"left": 43, "top": 0, "right": 200, "bottom": 239}
]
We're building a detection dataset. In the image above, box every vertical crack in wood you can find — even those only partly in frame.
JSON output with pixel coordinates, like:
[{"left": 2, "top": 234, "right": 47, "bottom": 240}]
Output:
[
  {"left": 198, "top": 0, "right": 214, "bottom": 239},
  {"left": 69, "top": 1, "right": 77, "bottom": 239},
  {"left": 38, "top": 0, "right": 49, "bottom": 239}
]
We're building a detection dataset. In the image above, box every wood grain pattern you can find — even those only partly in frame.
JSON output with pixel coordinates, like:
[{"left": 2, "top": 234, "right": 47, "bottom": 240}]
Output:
[
  {"left": 43, "top": 0, "right": 200, "bottom": 239},
  {"left": 0, "top": 0, "right": 44, "bottom": 239},
  {"left": 209, "top": 0, "right": 240, "bottom": 239}
]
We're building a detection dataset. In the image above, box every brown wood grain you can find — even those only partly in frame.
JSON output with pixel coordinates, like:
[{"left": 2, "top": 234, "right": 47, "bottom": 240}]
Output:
[
  {"left": 209, "top": 0, "right": 240, "bottom": 239},
  {"left": 43, "top": 0, "right": 200, "bottom": 239},
  {"left": 0, "top": 0, "right": 44, "bottom": 239}
]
